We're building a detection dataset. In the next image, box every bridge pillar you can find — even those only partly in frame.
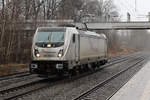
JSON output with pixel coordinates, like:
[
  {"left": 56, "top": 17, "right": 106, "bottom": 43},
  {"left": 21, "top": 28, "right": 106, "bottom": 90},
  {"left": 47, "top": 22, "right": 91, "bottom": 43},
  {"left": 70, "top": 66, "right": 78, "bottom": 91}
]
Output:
[
  {"left": 148, "top": 12, "right": 150, "bottom": 22},
  {"left": 127, "top": 12, "right": 131, "bottom": 22}
]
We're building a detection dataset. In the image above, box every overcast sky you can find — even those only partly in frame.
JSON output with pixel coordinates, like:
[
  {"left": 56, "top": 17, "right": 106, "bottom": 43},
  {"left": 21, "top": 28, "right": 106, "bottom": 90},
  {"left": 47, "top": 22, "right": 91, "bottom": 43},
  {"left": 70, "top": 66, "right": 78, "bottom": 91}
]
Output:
[{"left": 113, "top": 0, "right": 150, "bottom": 21}]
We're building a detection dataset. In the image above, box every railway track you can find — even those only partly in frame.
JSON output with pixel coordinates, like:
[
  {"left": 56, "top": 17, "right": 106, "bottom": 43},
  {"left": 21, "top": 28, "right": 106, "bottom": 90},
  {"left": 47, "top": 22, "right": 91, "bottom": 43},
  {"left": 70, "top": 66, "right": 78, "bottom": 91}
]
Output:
[
  {"left": 0, "top": 53, "right": 145, "bottom": 100},
  {"left": 0, "top": 52, "right": 139, "bottom": 83},
  {"left": 108, "top": 52, "right": 141, "bottom": 63},
  {"left": 72, "top": 56, "right": 146, "bottom": 100},
  {"left": 0, "top": 71, "right": 30, "bottom": 82},
  {"left": 20, "top": 53, "right": 148, "bottom": 100},
  {"left": 101, "top": 52, "right": 142, "bottom": 69},
  {"left": 0, "top": 77, "right": 47, "bottom": 100},
  {"left": 0, "top": 53, "right": 134, "bottom": 86}
]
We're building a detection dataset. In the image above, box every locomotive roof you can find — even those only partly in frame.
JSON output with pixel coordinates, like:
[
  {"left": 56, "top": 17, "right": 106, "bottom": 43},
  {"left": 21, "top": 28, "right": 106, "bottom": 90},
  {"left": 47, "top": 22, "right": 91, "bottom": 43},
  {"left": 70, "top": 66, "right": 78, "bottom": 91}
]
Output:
[
  {"left": 77, "top": 30, "right": 107, "bottom": 39},
  {"left": 37, "top": 27, "right": 66, "bottom": 31}
]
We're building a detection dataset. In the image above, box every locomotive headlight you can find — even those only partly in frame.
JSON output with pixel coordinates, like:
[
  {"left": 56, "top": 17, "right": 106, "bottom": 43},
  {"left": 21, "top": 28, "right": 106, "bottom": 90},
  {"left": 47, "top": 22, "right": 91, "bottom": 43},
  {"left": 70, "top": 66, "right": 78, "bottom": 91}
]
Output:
[
  {"left": 36, "top": 53, "right": 40, "bottom": 57},
  {"left": 47, "top": 44, "right": 51, "bottom": 48},
  {"left": 34, "top": 49, "right": 40, "bottom": 58},
  {"left": 58, "top": 53, "right": 62, "bottom": 57},
  {"left": 58, "top": 49, "right": 63, "bottom": 58}
]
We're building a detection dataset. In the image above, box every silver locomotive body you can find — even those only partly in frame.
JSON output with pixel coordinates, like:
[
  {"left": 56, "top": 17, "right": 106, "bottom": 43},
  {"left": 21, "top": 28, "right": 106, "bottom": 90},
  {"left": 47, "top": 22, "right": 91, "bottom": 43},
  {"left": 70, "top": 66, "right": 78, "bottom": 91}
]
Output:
[{"left": 30, "top": 27, "right": 108, "bottom": 76}]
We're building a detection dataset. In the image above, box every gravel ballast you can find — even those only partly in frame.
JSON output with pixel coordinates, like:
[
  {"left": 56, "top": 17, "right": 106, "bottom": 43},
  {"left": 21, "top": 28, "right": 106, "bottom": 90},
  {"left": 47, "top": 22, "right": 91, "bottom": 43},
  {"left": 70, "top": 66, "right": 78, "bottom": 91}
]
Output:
[{"left": 18, "top": 56, "right": 147, "bottom": 100}]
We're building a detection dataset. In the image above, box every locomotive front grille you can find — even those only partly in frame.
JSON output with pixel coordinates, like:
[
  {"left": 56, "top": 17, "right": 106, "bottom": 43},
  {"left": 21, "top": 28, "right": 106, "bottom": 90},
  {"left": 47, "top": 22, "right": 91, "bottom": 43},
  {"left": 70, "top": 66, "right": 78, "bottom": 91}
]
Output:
[{"left": 37, "top": 63, "right": 57, "bottom": 75}]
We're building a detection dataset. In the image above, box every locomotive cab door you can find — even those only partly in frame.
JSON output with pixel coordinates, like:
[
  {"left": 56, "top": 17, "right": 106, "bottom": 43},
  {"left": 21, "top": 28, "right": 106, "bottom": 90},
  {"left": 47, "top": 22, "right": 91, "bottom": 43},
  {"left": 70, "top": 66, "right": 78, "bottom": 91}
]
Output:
[
  {"left": 76, "top": 34, "right": 80, "bottom": 62},
  {"left": 73, "top": 34, "right": 80, "bottom": 63}
]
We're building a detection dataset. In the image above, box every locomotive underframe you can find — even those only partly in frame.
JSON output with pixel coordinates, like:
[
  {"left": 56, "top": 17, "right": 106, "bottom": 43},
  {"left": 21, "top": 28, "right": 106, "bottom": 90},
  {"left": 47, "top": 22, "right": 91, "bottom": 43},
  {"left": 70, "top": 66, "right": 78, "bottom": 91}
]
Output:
[
  {"left": 30, "top": 61, "right": 68, "bottom": 76},
  {"left": 30, "top": 56, "right": 108, "bottom": 76}
]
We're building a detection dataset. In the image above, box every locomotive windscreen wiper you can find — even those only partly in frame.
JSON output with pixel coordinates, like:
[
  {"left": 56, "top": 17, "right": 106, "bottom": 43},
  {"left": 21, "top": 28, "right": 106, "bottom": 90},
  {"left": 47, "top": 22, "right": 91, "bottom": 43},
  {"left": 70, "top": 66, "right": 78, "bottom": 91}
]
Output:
[{"left": 48, "top": 32, "right": 52, "bottom": 41}]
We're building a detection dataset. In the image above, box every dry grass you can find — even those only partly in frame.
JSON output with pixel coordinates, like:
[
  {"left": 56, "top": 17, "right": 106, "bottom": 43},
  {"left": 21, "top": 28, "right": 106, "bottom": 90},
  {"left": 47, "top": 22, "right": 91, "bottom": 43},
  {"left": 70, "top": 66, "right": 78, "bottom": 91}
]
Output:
[
  {"left": 0, "top": 64, "right": 28, "bottom": 76},
  {"left": 108, "top": 48, "right": 135, "bottom": 57}
]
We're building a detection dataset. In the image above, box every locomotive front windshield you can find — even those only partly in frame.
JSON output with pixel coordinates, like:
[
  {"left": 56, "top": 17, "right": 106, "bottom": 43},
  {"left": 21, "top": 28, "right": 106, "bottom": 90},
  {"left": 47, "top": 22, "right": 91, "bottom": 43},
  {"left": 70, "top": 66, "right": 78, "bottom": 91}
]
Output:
[{"left": 35, "top": 28, "right": 65, "bottom": 47}]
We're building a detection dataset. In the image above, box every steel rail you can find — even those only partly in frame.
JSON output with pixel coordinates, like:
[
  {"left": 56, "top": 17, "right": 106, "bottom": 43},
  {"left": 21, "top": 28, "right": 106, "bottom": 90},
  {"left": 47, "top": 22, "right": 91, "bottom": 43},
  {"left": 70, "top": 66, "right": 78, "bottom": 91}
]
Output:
[
  {"left": 72, "top": 57, "right": 145, "bottom": 100},
  {"left": 108, "top": 52, "right": 141, "bottom": 63},
  {"left": 105, "top": 58, "right": 148, "bottom": 100},
  {"left": 0, "top": 71, "right": 30, "bottom": 82}
]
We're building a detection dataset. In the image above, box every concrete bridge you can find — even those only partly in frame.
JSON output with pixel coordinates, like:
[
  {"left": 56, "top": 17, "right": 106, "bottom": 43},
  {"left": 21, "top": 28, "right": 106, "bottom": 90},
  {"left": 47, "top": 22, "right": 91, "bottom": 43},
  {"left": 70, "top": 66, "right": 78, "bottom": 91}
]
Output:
[
  {"left": 23, "top": 21, "right": 150, "bottom": 30},
  {"left": 1, "top": 21, "right": 150, "bottom": 31},
  {"left": 84, "top": 22, "right": 150, "bottom": 30}
]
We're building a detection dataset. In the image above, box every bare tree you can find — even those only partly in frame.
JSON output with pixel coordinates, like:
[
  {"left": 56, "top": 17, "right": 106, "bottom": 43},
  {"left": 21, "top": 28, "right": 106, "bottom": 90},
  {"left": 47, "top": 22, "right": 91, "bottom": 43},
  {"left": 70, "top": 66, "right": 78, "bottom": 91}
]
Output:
[
  {"left": 24, "top": 0, "right": 32, "bottom": 20},
  {"left": 43, "top": 0, "right": 60, "bottom": 20},
  {"left": 31, "top": 0, "right": 44, "bottom": 20},
  {"left": 58, "top": 0, "right": 83, "bottom": 21}
]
